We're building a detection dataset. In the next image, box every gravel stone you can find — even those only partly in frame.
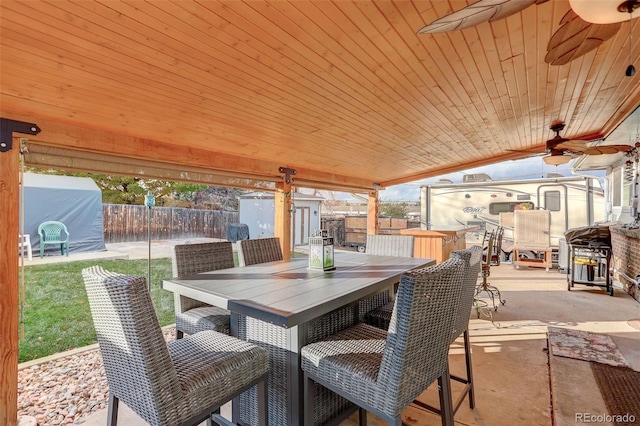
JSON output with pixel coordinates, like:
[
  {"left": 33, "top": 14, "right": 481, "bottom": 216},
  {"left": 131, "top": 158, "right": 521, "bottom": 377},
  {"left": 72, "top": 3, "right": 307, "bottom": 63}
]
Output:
[{"left": 18, "top": 326, "right": 175, "bottom": 424}]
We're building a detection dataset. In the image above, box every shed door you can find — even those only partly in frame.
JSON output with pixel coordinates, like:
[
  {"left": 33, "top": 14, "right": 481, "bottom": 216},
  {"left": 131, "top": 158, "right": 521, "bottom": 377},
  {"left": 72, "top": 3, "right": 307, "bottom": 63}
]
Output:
[{"left": 293, "top": 207, "right": 311, "bottom": 245}]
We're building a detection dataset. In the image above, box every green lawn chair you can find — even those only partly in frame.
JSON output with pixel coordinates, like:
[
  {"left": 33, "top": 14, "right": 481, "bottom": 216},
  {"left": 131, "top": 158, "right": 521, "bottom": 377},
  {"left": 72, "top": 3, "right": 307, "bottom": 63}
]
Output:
[{"left": 37, "top": 221, "right": 70, "bottom": 258}]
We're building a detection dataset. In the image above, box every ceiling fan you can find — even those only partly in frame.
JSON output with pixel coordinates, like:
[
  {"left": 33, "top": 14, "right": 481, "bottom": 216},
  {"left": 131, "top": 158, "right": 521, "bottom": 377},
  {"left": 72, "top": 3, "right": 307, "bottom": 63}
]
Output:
[
  {"left": 540, "top": 122, "right": 633, "bottom": 165},
  {"left": 417, "top": 0, "right": 640, "bottom": 70}
]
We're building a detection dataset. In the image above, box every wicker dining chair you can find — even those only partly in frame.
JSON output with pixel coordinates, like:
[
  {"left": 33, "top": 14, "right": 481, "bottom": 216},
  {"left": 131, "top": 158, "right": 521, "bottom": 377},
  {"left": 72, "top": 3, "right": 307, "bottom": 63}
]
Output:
[
  {"left": 359, "top": 234, "right": 415, "bottom": 321},
  {"left": 82, "top": 266, "right": 269, "bottom": 426},
  {"left": 301, "top": 257, "right": 466, "bottom": 426},
  {"left": 365, "top": 234, "right": 415, "bottom": 257},
  {"left": 237, "top": 237, "right": 283, "bottom": 267},
  {"left": 362, "top": 234, "right": 415, "bottom": 328},
  {"left": 412, "top": 245, "right": 483, "bottom": 415},
  {"left": 171, "top": 242, "right": 235, "bottom": 339}
]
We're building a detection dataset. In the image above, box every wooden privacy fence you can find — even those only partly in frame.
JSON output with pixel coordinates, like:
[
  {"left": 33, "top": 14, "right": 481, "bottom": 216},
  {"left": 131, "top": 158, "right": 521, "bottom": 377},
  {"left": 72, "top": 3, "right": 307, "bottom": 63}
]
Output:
[{"left": 103, "top": 204, "right": 239, "bottom": 243}]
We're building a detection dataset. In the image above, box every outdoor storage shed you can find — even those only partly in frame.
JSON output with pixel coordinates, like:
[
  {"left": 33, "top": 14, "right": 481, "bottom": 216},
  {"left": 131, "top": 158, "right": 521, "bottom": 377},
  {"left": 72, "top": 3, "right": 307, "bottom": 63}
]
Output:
[
  {"left": 21, "top": 173, "right": 106, "bottom": 254},
  {"left": 239, "top": 191, "right": 324, "bottom": 245}
]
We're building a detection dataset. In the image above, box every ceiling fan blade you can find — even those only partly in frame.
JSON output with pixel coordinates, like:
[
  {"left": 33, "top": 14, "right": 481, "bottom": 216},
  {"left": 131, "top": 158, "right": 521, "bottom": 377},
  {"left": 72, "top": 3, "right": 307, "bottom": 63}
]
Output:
[
  {"left": 545, "top": 10, "right": 621, "bottom": 66},
  {"left": 554, "top": 139, "right": 590, "bottom": 151},
  {"left": 417, "top": 0, "right": 540, "bottom": 34},
  {"left": 583, "top": 144, "right": 633, "bottom": 155},
  {"left": 505, "top": 148, "right": 544, "bottom": 153}
]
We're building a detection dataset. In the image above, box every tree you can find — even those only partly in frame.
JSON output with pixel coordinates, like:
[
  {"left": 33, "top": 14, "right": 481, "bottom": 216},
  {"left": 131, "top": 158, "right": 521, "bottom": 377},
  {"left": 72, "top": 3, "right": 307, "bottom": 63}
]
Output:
[
  {"left": 379, "top": 202, "right": 409, "bottom": 218},
  {"left": 25, "top": 167, "right": 216, "bottom": 207}
]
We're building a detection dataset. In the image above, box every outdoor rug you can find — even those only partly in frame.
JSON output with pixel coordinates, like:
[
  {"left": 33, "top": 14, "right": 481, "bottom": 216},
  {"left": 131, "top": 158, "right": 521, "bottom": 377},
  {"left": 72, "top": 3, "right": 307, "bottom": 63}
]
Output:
[
  {"left": 590, "top": 362, "right": 640, "bottom": 425},
  {"left": 547, "top": 326, "right": 630, "bottom": 368}
]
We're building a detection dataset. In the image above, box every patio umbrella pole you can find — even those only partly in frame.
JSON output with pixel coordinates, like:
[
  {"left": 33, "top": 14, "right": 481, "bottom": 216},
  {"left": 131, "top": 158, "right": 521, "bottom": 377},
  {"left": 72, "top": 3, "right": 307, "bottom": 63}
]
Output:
[{"left": 145, "top": 191, "right": 155, "bottom": 290}]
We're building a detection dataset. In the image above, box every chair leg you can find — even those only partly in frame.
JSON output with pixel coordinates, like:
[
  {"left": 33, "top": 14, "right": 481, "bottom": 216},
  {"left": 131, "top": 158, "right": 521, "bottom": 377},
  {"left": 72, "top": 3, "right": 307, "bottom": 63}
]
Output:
[
  {"left": 438, "top": 366, "right": 454, "bottom": 426},
  {"left": 359, "top": 407, "right": 367, "bottom": 426},
  {"left": 176, "top": 329, "right": 184, "bottom": 339},
  {"left": 257, "top": 376, "right": 268, "bottom": 426},
  {"left": 107, "top": 393, "right": 119, "bottom": 426},
  {"left": 303, "top": 373, "right": 314, "bottom": 426},
  {"left": 463, "top": 330, "right": 475, "bottom": 409}
]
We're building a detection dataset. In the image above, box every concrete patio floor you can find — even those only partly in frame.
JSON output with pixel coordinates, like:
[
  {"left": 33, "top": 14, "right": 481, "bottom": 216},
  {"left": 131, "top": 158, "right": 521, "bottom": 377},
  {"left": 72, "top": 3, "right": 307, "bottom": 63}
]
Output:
[{"left": 22, "top": 240, "right": 640, "bottom": 425}]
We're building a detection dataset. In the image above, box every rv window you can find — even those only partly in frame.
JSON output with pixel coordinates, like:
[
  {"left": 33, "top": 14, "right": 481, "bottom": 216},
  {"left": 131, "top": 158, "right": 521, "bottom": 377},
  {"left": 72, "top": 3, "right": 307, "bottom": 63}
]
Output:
[
  {"left": 544, "top": 191, "right": 561, "bottom": 211},
  {"left": 467, "top": 220, "right": 486, "bottom": 230},
  {"left": 489, "top": 202, "right": 535, "bottom": 214}
]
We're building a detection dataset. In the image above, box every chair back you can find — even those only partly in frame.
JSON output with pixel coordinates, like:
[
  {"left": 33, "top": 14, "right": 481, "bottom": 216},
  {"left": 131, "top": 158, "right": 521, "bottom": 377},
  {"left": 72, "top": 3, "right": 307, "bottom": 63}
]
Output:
[
  {"left": 365, "top": 234, "right": 414, "bottom": 257},
  {"left": 171, "top": 241, "right": 235, "bottom": 276},
  {"left": 171, "top": 242, "right": 235, "bottom": 312},
  {"left": 377, "top": 257, "right": 465, "bottom": 413},
  {"left": 82, "top": 266, "right": 182, "bottom": 425},
  {"left": 450, "top": 245, "right": 483, "bottom": 342},
  {"left": 38, "top": 220, "right": 69, "bottom": 243},
  {"left": 482, "top": 230, "right": 495, "bottom": 266},
  {"left": 492, "top": 226, "right": 504, "bottom": 265},
  {"left": 237, "top": 237, "right": 283, "bottom": 266}
]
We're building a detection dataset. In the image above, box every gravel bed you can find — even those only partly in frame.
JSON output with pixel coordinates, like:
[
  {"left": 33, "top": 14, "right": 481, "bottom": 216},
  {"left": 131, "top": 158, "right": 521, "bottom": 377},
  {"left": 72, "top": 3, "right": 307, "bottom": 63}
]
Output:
[{"left": 18, "top": 326, "right": 176, "bottom": 425}]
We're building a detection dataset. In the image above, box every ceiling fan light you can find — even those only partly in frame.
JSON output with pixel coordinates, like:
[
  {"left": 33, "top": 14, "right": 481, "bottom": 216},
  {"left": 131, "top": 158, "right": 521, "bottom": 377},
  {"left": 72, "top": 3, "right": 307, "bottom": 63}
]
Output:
[
  {"left": 543, "top": 154, "right": 572, "bottom": 165},
  {"left": 569, "top": 0, "right": 639, "bottom": 24}
]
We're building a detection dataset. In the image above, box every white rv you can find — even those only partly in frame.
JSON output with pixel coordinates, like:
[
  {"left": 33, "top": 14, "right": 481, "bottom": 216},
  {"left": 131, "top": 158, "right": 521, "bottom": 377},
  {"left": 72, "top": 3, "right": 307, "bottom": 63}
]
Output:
[{"left": 420, "top": 174, "right": 606, "bottom": 252}]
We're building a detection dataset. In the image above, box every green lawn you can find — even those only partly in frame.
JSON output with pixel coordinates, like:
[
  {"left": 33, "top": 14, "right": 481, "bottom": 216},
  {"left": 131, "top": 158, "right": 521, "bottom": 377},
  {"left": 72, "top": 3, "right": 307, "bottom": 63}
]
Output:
[
  {"left": 18, "top": 258, "right": 174, "bottom": 363},
  {"left": 18, "top": 251, "right": 309, "bottom": 363}
]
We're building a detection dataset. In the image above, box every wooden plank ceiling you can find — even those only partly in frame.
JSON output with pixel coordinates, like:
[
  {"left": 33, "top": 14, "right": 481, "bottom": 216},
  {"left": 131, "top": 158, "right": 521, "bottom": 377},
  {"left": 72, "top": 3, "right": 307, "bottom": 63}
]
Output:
[{"left": 1, "top": 0, "right": 639, "bottom": 191}]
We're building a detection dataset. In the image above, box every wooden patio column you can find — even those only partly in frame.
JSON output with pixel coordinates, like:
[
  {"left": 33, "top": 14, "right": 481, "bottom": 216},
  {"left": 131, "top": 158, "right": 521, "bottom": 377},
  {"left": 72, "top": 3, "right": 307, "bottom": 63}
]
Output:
[
  {"left": 274, "top": 168, "right": 294, "bottom": 260},
  {"left": 367, "top": 190, "right": 379, "bottom": 235},
  {"left": 1, "top": 119, "right": 40, "bottom": 426},
  {"left": 0, "top": 137, "right": 21, "bottom": 426}
]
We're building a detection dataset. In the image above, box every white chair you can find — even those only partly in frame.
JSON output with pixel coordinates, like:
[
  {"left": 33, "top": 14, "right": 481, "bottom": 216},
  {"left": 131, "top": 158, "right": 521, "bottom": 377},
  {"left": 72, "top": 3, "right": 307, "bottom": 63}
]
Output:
[{"left": 18, "top": 234, "right": 32, "bottom": 261}]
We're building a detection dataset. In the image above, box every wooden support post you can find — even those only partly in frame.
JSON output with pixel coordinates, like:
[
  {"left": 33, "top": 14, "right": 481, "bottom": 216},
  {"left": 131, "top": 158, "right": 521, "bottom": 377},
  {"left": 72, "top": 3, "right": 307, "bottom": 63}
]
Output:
[
  {"left": 274, "top": 180, "right": 292, "bottom": 260},
  {"left": 0, "top": 137, "right": 20, "bottom": 426},
  {"left": 367, "top": 191, "right": 379, "bottom": 236}
]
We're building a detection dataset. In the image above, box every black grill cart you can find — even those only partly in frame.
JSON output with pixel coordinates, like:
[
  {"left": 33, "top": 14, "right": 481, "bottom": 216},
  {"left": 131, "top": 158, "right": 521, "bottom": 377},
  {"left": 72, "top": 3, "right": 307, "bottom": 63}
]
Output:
[{"left": 565, "top": 226, "right": 613, "bottom": 296}]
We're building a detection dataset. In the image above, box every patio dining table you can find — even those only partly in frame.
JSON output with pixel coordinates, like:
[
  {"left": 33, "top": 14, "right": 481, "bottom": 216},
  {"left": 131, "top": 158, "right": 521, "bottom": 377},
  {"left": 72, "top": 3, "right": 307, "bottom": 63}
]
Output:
[{"left": 162, "top": 251, "right": 434, "bottom": 426}]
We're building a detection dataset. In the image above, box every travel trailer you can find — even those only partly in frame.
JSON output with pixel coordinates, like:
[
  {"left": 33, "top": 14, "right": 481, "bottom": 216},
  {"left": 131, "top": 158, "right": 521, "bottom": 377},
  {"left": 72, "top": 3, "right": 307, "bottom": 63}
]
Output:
[{"left": 420, "top": 174, "right": 606, "bottom": 256}]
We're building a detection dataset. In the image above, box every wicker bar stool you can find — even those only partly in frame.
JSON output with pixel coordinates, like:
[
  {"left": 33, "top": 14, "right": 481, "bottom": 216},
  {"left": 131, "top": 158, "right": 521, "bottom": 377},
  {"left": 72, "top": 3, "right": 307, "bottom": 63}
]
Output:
[
  {"left": 359, "top": 234, "right": 415, "bottom": 322},
  {"left": 365, "top": 234, "right": 415, "bottom": 257},
  {"left": 82, "top": 266, "right": 269, "bottom": 426},
  {"left": 301, "top": 257, "right": 466, "bottom": 426},
  {"left": 364, "top": 246, "right": 483, "bottom": 414},
  {"left": 413, "top": 245, "right": 483, "bottom": 415},
  {"left": 171, "top": 242, "right": 235, "bottom": 339},
  {"left": 237, "top": 237, "right": 283, "bottom": 266}
]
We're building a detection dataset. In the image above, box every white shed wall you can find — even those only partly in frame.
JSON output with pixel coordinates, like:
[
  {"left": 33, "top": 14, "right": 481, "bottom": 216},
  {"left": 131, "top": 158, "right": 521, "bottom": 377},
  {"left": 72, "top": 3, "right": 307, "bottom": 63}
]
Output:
[{"left": 238, "top": 193, "right": 322, "bottom": 245}]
